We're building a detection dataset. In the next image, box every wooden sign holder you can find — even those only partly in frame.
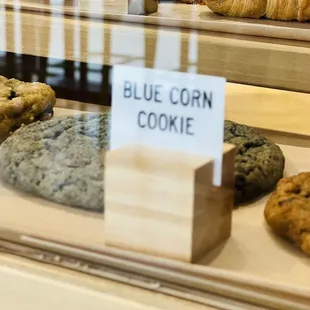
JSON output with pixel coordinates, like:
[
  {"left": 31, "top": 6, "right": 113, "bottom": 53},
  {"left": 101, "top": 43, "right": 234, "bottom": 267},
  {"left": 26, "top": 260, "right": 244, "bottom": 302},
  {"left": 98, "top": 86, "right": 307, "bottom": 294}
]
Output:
[
  {"left": 104, "top": 143, "right": 235, "bottom": 263},
  {"left": 128, "top": 0, "right": 158, "bottom": 15}
]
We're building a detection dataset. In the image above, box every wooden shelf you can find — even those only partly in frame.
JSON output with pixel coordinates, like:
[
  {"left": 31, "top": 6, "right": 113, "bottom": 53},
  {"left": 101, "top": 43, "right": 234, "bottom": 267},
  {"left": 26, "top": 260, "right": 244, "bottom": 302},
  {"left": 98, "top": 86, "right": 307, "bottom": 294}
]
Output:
[
  {"left": 0, "top": 253, "right": 215, "bottom": 310},
  {"left": 54, "top": 90, "right": 310, "bottom": 149},
  {"left": 0, "top": 106, "right": 309, "bottom": 308},
  {"left": 1, "top": 5, "right": 310, "bottom": 93},
  {"left": 4, "top": 1, "right": 310, "bottom": 42}
]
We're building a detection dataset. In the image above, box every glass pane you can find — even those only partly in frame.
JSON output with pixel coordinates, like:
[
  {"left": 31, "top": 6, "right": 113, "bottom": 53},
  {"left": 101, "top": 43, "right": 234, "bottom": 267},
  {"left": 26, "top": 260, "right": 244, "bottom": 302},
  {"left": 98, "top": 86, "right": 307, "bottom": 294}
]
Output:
[{"left": 0, "top": 1, "right": 309, "bottom": 310}]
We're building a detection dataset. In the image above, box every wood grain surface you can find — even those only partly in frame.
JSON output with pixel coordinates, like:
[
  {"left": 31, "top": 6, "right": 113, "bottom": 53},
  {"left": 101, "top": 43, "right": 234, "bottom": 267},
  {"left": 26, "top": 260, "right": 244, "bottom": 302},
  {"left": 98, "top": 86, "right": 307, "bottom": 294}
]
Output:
[
  {"left": 6, "top": 0, "right": 128, "bottom": 14},
  {"left": 0, "top": 107, "right": 310, "bottom": 309},
  {"left": 1, "top": 7, "right": 310, "bottom": 94},
  {"left": 0, "top": 253, "right": 216, "bottom": 310},
  {"left": 54, "top": 87, "right": 310, "bottom": 149},
  {"left": 4, "top": 1, "right": 310, "bottom": 42},
  {"left": 104, "top": 144, "right": 234, "bottom": 262},
  {"left": 3, "top": 4, "right": 310, "bottom": 144}
]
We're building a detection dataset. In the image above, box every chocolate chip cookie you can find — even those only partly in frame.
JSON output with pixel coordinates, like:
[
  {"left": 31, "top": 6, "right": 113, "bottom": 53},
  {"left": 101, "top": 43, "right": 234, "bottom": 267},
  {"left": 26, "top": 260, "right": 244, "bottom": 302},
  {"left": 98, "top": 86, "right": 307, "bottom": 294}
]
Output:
[
  {"left": 264, "top": 172, "right": 310, "bottom": 257},
  {"left": 0, "top": 76, "right": 56, "bottom": 143},
  {"left": 224, "top": 121, "right": 285, "bottom": 204},
  {"left": 0, "top": 112, "right": 110, "bottom": 212}
]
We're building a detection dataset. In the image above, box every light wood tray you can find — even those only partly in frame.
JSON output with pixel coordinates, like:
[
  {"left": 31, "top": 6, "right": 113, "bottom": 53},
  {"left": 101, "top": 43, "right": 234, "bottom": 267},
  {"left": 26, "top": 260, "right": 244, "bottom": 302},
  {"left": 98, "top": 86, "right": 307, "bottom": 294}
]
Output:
[
  {"left": 0, "top": 107, "right": 310, "bottom": 309},
  {"left": 5, "top": 0, "right": 310, "bottom": 42}
]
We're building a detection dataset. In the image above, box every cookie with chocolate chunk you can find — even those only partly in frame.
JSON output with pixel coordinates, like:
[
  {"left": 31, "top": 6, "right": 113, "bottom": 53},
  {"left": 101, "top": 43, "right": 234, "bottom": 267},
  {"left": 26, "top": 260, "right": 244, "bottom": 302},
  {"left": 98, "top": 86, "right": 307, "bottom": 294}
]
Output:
[
  {"left": 224, "top": 121, "right": 285, "bottom": 204},
  {"left": 0, "top": 76, "right": 56, "bottom": 142},
  {"left": 264, "top": 172, "right": 310, "bottom": 256}
]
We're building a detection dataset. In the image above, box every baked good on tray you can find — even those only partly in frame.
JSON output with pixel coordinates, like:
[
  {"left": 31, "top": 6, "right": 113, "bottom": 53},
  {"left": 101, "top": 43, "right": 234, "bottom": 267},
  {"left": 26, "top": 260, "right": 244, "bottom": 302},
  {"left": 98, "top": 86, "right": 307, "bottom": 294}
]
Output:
[
  {"left": 0, "top": 76, "right": 56, "bottom": 143},
  {"left": 0, "top": 113, "right": 109, "bottom": 212},
  {"left": 224, "top": 121, "right": 284, "bottom": 204},
  {"left": 181, "top": 0, "right": 310, "bottom": 22},
  {"left": 180, "top": 0, "right": 205, "bottom": 4},
  {"left": 0, "top": 115, "right": 284, "bottom": 211},
  {"left": 264, "top": 172, "right": 310, "bottom": 256}
]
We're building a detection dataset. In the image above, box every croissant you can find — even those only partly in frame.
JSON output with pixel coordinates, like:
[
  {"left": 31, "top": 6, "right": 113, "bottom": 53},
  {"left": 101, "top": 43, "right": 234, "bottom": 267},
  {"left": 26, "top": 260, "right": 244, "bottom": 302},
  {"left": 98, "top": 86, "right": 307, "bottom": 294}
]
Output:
[
  {"left": 181, "top": 0, "right": 310, "bottom": 22},
  {"left": 180, "top": 0, "right": 206, "bottom": 3}
]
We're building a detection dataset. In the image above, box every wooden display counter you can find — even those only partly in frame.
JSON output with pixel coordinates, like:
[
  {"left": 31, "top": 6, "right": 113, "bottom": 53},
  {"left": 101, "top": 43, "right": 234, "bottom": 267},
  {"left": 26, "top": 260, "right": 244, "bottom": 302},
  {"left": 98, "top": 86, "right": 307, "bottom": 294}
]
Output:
[
  {"left": 55, "top": 85, "right": 310, "bottom": 148},
  {"left": 0, "top": 253, "right": 216, "bottom": 310},
  {"left": 0, "top": 103, "right": 309, "bottom": 310},
  {"left": 1, "top": 3, "right": 310, "bottom": 310},
  {"left": 1, "top": 3, "right": 310, "bottom": 93},
  {"left": 4, "top": 0, "right": 310, "bottom": 41},
  {"left": 2, "top": 4, "right": 310, "bottom": 142}
]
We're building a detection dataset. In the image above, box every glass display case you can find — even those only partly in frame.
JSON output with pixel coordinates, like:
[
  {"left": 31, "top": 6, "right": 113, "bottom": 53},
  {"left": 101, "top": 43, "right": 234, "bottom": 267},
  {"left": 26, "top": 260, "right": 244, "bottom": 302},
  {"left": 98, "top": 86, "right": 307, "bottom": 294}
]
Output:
[{"left": 0, "top": 1, "right": 310, "bottom": 310}]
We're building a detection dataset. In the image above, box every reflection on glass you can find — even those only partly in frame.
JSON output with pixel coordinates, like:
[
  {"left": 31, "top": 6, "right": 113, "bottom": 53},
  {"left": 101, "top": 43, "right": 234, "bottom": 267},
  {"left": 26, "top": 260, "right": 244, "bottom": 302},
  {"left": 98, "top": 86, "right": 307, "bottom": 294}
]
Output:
[
  {"left": 0, "top": 9, "right": 5, "bottom": 52},
  {"left": 111, "top": 25, "right": 145, "bottom": 66},
  {"left": 188, "top": 31, "right": 198, "bottom": 73},
  {"left": 153, "top": 29, "right": 181, "bottom": 71},
  {"left": 0, "top": 1, "right": 199, "bottom": 106},
  {"left": 0, "top": 51, "right": 110, "bottom": 105}
]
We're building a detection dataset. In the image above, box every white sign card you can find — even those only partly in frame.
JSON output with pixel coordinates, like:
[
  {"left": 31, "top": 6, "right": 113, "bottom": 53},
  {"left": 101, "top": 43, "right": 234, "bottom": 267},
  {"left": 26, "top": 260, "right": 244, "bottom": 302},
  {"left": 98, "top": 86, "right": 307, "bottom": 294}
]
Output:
[{"left": 110, "top": 65, "right": 226, "bottom": 186}]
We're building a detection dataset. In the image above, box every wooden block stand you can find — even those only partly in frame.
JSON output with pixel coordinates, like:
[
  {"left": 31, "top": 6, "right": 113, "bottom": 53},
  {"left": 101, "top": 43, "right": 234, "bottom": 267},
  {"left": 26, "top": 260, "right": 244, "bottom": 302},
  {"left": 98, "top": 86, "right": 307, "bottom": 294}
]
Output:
[
  {"left": 128, "top": 0, "right": 158, "bottom": 15},
  {"left": 104, "top": 144, "right": 235, "bottom": 263}
]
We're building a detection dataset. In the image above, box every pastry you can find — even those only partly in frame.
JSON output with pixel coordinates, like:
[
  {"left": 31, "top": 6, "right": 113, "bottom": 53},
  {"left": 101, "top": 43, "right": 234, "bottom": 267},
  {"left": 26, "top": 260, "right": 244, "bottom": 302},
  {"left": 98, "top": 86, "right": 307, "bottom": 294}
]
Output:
[
  {"left": 0, "top": 76, "right": 56, "bottom": 143},
  {"left": 180, "top": 0, "right": 206, "bottom": 4},
  {"left": 0, "top": 113, "right": 109, "bottom": 212},
  {"left": 224, "top": 121, "right": 285, "bottom": 204},
  {"left": 184, "top": 0, "right": 310, "bottom": 22},
  {"left": 264, "top": 172, "right": 310, "bottom": 256},
  {"left": 0, "top": 114, "right": 284, "bottom": 211}
]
